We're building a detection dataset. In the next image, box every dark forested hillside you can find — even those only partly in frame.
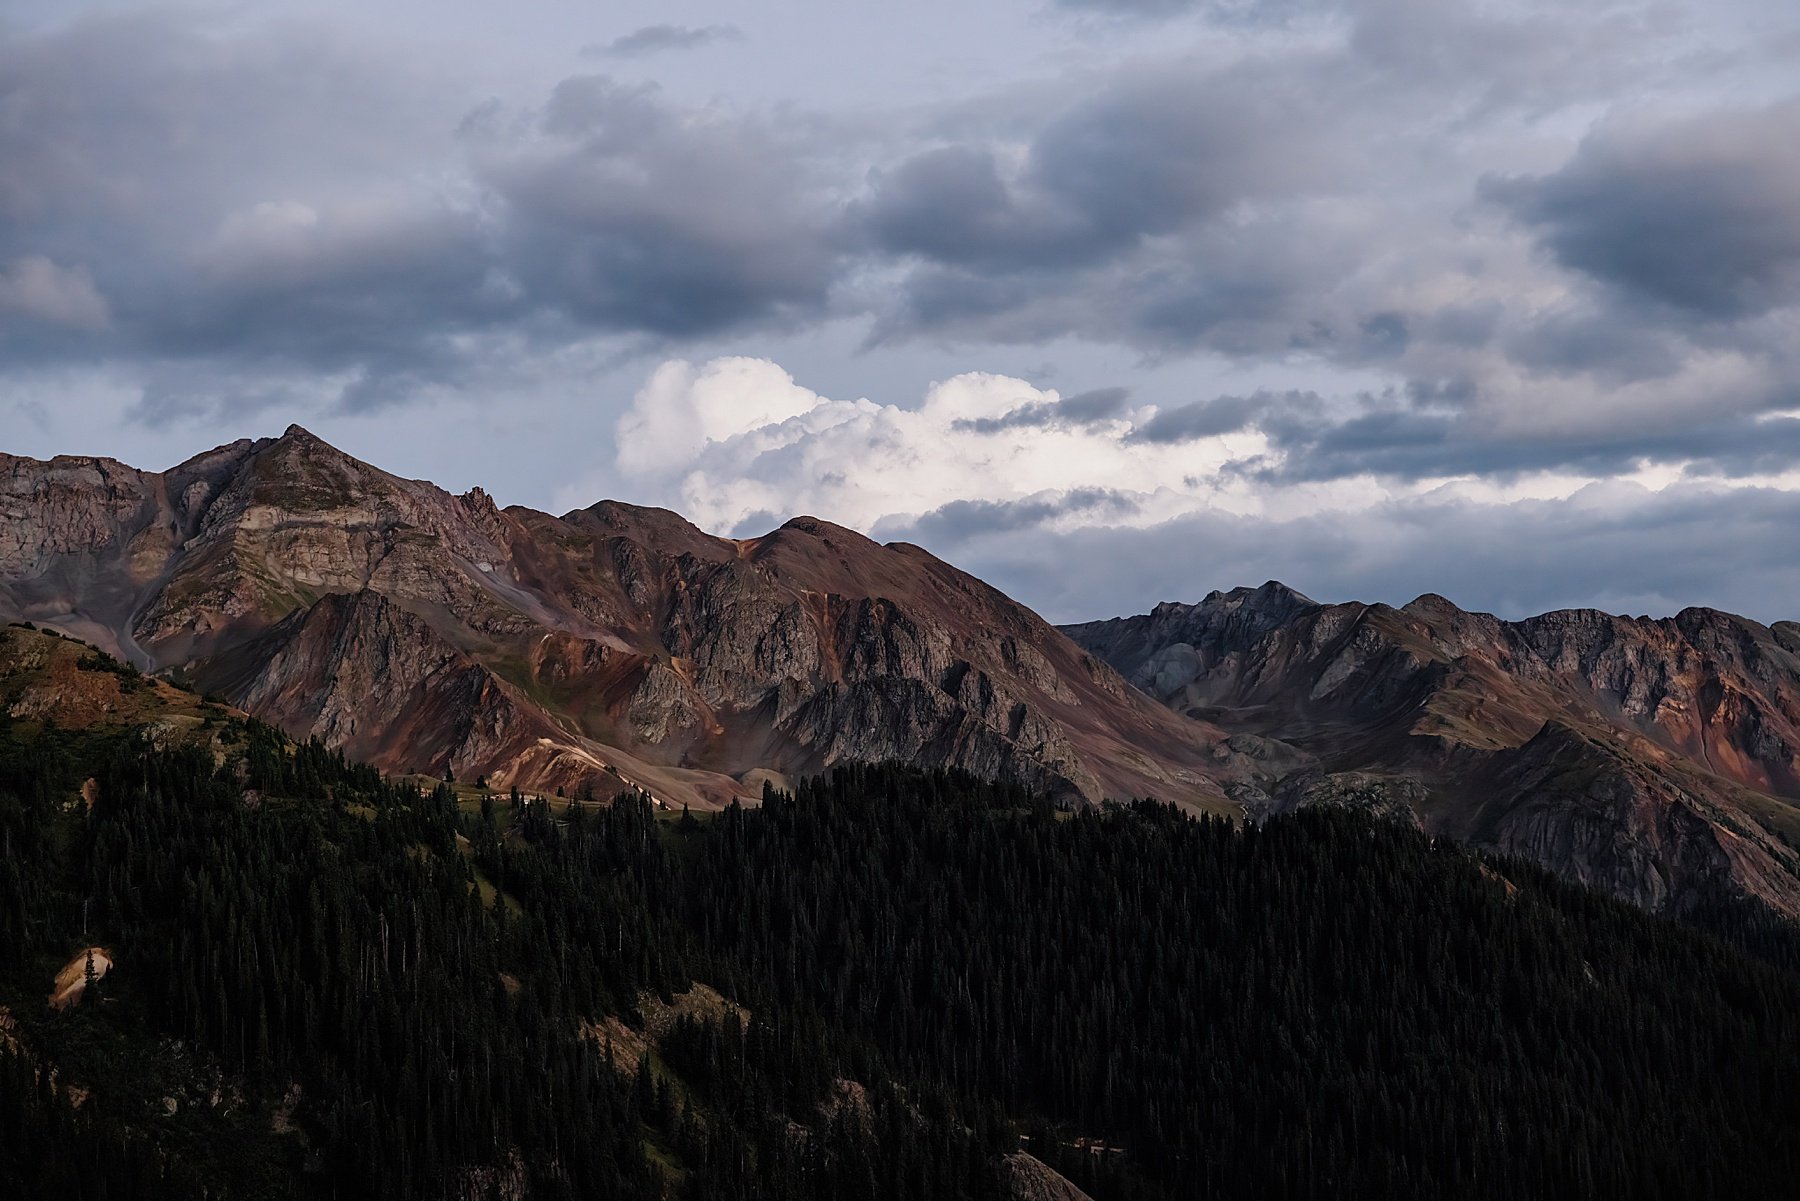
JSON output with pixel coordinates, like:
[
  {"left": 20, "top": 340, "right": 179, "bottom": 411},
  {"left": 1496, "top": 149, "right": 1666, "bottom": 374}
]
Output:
[
  {"left": 2, "top": 672, "right": 1798, "bottom": 1198},
  {"left": 665, "top": 771, "right": 1800, "bottom": 1198}
]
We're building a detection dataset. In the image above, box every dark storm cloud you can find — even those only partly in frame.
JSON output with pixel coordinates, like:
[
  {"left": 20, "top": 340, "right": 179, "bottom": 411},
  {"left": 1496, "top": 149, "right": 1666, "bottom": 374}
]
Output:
[
  {"left": 590, "top": 25, "right": 744, "bottom": 58},
  {"left": 0, "top": 14, "right": 512, "bottom": 407},
  {"left": 888, "top": 488, "right": 1141, "bottom": 544},
  {"left": 0, "top": 16, "right": 852, "bottom": 412},
  {"left": 951, "top": 385, "right": 1132, "bottom": 433},
  {"left": 857, "top": 145, "right": 1102, "bottom": 271},
  {"left": 147, "top": 205, "right": 505, "bottom": 365},
  {"left": 472, "top": 75, "right": 845, "bottom": 337},
  {"left": 5, "top": 2, "right": 1798, "bottom": 473},
  {"left": 857, "top": 60, "right": 1339, "bottom": 281},
  {"left": 1092, "top": 384, "right": 1800, "bottom": 486},
  {"left": 1060, "top": 386, "right": 1133, "bottom": 421},
  {"left": 1252, "top": 406, "right": 1800, "bottom": 484},
  {"left": 863, "top": 184, "right": 1370, "bottom": 358},
  {"left": 927, "top": 483, "right": 1800, "bottom": 627},
  {"left": 1128, "top": 390, "right": 1317, "bottom": 443},
  {"left": 859, "top": 0, "right": 1712, "bottom": 358},
  {"left": 1490, "top": 100, "right": 1800, "bottom": 319}
]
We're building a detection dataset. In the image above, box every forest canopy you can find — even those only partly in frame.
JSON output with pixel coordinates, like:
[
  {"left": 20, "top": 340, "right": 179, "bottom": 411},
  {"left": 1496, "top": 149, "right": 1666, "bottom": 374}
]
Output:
[{"left": 1, "top": 706, "right": 1796, "bottom": 1199}]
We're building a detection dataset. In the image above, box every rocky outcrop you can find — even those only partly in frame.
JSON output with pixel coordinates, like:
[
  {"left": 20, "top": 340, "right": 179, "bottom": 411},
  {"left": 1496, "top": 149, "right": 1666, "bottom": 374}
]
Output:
[
  {"left": 0, "top": 427, "right": 1229, "bottom": 810},
  {"left": 1067, "top": 589, "right": 1800, "bottom": 919},
  {"left": 201, "top": 590, "right": 568, "bottom": 783},
  {"left": 1002, "top": 1153, "right": 1094, "bottom": 1201}
]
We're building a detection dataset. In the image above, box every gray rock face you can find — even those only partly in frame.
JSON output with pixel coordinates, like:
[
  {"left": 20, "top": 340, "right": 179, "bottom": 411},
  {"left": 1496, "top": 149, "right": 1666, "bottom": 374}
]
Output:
[
  {"left": 208, "top": 590, "right": 560, "bottom": 782},
  {"left": 0, "top": 454, "right": 154, "bottom": 575},
  {"left": 1067, "top": 589, "right": 1800, "bottom": 919},
  {"left": 0, "top": 427, "right": 1230, "bottom": 811},
  {"left": 1002, "top": 1153, "right": 1095, "bottom": 1201}
]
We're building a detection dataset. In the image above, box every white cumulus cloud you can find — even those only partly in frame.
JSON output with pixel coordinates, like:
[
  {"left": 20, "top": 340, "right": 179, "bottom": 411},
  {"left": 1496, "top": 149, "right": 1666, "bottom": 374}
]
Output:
[{"left": 607, "top": 356, "right": 1288, "bottom": 534}]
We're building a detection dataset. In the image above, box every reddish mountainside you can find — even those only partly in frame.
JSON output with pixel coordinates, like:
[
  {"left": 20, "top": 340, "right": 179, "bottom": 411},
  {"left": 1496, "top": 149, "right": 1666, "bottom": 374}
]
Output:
[
  {"left": 0, "top": 427, "right": 1231, "bottom": 811},
  {"left": 1064, "top": 584, "right": 1800, "bottom": 919}
]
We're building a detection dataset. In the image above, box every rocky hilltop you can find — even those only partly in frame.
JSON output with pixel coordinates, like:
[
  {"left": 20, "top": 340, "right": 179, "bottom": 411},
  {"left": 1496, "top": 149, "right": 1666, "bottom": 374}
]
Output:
[
  {"left": 0, "top": 427, "right": 1228, "bottom": 810},
  {"left": 1065, "top": 584, "right": 1800, "bottom": 919}
]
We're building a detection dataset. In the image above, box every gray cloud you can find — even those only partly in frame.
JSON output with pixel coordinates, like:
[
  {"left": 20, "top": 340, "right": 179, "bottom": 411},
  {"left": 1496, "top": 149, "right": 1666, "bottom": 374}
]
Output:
[
  {"left": 952, "top": 376, "right": 1800, "bottom": 488},
  {"left": 1060, "top": 386, "right": 1134, "bottom": 421},
  {"left": 858, "top": 145, "right": 1101, "bottom": 271},
  {"left": 1129, "top": 390, "right": 1317, "bottom": 443},
  {"left": 0, "top": 16, "right": 851, "bottom": 413},
  {"left": 0, "top": 14, "right": 508, "bottom": 406},
  {"left": 951, "top": 385, "right": 1132, "bottom": 433},
  {"left": 858, "top": 0, "right": 1746, "bottom": 371},
  {"left": 6, "top": 0, "right": 1800, "bottom": 566},
  {"left": 887, "top": 488, "right": 1142, "bottom": 544},
  {"left": 1264, "top": 407, "right": 1800, "bottom": 485},
  {"left": 474, "top": 75, "right": 845, "bottom": 338},
  {"left": 1490, "top": 100, "right": 1800, "bottom": 319},
  {"left": 858, "top": 58, "right": 1341, "bottom": 284},
  {"left": 589, "top": 24, "right": 743, "bottom": 58},
  {"left": 11, "top": 3, "right": 1781, "bottom": 410},
  {"left": 1054, "top": 0, "right": 1202, "bottom": 13},
  {"left": 920, "top": 483, "right": 1800, "bottom": 626}
]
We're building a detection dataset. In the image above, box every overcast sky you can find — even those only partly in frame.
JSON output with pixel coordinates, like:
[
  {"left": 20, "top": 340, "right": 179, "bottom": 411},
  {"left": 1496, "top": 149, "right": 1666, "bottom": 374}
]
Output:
[{"left": 4, "top": 1, "right": 1800, "bottom": 623}]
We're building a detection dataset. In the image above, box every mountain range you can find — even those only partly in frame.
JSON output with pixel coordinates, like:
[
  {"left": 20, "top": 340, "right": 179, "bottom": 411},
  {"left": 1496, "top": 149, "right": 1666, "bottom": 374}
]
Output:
[{"left": 4, "top": 426, "right": 1799, "bottom": 920}]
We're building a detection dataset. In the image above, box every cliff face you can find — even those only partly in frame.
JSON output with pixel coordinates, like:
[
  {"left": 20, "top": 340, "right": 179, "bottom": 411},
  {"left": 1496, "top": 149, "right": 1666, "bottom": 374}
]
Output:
[
  {"left": 0, "top": 427, "right": 1228, "bottom": 811},
  {"left": 1066, "top": 587, "right": 1800, "bottom": 918}
]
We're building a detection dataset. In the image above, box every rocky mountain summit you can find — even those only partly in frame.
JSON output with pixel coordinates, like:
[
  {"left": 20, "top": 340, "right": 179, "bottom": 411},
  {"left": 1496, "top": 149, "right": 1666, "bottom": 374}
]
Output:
[
  {"left": 1065, "top": 584, "right": 1800, "bottom": 919},
  {"left": 0, "top": 427, "right": 1227, "bottom": 810}
]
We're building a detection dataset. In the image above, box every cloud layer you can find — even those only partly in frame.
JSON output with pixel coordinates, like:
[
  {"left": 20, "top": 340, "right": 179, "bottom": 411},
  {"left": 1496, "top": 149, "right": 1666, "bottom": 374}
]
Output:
[
  {"left": 5, "top": 2, "right": 1800, "bottom": 623},
  {"left": 603, "top": 355, "right": 1800, "bottom": 624}
]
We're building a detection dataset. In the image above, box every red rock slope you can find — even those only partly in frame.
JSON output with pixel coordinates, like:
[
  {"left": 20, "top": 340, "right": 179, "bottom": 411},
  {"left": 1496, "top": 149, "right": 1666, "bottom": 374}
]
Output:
[
  {"left": 1065, "top": 584, "right": 1800, "bottom": 918},
  {"left": 0, "top": 427, "right": 1230, "bottom": 811}
]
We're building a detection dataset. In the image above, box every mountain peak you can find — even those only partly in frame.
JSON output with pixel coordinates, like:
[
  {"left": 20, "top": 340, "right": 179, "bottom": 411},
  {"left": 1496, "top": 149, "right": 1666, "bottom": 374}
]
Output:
[
  {"left": 777, "top": 514, "right": 868, "bottom": 543},
  {"left": 1250, "top": 580, "right": 1315, "bottom": 607},
  {"left": 270, "top": 423, "right": 346, "bottom": 454},
  {"left": 259, "top": 422, "right": 366, "bottom": 466},
  {"left": 281, "top": 422, "right": 316, "bottom": 440},
  {"left": 1401, "top": 592, "right": 1464, "bottom": 618},
  {"left": 239, "top": 425, "right": 389, "bottom": 508}
]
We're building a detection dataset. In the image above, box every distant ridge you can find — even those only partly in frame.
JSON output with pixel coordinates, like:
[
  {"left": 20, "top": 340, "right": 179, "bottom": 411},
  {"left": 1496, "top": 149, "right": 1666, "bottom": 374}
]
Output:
[{"left": 1065, "top": 585, "right": 1800, "bottom": 919}]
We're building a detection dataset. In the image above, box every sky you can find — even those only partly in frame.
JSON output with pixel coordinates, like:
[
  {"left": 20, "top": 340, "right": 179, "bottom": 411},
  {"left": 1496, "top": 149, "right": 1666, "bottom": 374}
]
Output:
[{"left": 4, "top": 1, "right": 1800, "bottom": 623}]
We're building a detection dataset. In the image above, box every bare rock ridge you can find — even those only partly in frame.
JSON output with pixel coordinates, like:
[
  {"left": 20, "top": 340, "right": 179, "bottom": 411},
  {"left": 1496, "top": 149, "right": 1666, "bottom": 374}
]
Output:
[
  {"left": 0, "top": 427, "right": 1230, "bottom": 811},
  {"left": 1064, "top": 586, "right": 1800, "bottom": 919},
  {"left": 1003, "top": 1153, "right": 1095, "bottom": 1201}
]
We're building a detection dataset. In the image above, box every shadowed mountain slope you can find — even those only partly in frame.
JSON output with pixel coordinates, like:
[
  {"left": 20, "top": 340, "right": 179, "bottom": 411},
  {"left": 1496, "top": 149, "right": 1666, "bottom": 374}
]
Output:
[{"left": 1065, "top": 584, "right": 1800, "bottom": 918}]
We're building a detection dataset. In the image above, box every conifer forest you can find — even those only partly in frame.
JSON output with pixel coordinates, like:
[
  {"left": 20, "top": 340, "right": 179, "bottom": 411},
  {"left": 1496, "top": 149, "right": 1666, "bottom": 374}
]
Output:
[{"left": 0, "top": 677, "right": 1795, "bottom": 1200}]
